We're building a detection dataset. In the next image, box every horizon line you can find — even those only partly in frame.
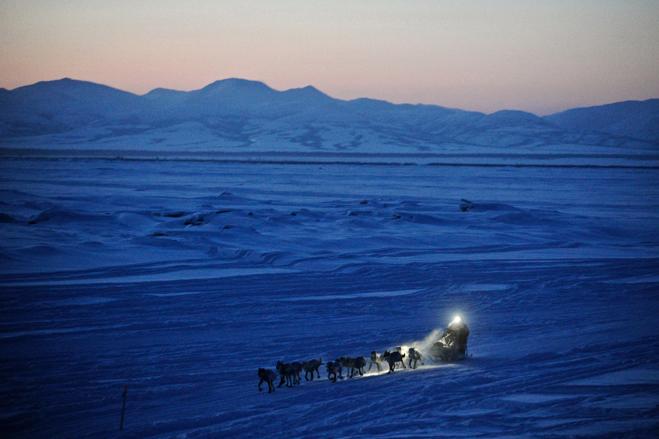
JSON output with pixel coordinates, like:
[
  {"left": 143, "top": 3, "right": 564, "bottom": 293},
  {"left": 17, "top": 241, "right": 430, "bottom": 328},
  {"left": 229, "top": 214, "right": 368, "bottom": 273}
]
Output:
[{"left": 3, "top": 76, "right": 658, "bottom": 117}]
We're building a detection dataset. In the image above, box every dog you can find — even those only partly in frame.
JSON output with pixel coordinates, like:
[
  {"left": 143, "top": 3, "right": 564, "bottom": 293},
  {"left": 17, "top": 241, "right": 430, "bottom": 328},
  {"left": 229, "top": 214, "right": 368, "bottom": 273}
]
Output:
[
  {"left": 353, "top": 357, "right": 366, "bottom": 377},
  {"left": 336, "top": 357, "right": 352, "bottom": 378},
  {"left": 302, "top": 358, "right": 322, "bottom": 381},
  {"left": 408, "top": 347, "right": 422, "bottom": 369},
  {"left": 258, "top": 368, "right": 277, "bottom": 393},
  {"left": 337, "top": 356, "right": 367, "bottom": 378},
  {"left": 382, "top": 350, "right": 406, "bottom": 373},
  {"left": 326, "top": 361, "right": 341, "bottom": 383},
  {"left": 368, "top": 351, "right": 382, "bottom": 372},
  {"left": 276, "top": 361, "right": 298, "bottom": 387},
  {"left": 291, "top": 361, "right": 302, "bottom": 385}
]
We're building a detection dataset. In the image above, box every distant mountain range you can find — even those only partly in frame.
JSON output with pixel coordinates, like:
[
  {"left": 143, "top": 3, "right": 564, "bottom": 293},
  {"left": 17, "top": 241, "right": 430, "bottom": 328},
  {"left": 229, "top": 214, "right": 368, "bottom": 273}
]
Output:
[{"left": 1, "top": 78, "right": 657, "bottom": 152}]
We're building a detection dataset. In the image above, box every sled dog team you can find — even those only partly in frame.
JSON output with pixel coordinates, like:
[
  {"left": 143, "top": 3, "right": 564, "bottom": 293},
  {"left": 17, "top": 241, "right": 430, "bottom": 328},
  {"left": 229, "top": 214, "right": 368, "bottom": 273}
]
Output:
[{"left": 258, "top": 346, "right": 423, "bottom": 393}]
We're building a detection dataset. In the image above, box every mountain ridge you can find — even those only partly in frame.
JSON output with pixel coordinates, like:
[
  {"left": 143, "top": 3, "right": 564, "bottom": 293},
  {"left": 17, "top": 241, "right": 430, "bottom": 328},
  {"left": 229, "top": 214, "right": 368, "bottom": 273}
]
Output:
[
  {"left": 4, "top": 77, "right": 658, "bottom": 116},
  {"left": 1, "top": 77, "right": 657, "bottom": 151}
]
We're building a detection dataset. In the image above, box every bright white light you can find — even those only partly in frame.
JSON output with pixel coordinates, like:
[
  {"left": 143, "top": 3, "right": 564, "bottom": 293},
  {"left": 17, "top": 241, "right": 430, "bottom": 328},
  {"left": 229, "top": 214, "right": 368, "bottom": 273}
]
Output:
[{"left": 450, "top": 315, "right": 462, "bottom": 325}]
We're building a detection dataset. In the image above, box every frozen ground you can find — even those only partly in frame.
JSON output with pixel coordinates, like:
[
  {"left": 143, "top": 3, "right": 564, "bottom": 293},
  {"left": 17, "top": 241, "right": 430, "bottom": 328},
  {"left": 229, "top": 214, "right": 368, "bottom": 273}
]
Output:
[{"left": 1, "top": 153, "right": 658, "bottom": 438}]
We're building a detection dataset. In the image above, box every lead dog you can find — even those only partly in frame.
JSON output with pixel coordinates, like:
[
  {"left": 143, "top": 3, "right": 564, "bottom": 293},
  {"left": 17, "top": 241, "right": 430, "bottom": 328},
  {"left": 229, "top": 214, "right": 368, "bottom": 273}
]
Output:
[{"left": 258, "top": 368, "right": 277, "bottom": 393}]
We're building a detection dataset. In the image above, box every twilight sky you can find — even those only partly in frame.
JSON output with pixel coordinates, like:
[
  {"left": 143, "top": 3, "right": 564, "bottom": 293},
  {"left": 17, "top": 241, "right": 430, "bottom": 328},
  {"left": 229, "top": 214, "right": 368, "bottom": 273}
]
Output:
[{"left": 1, "top": 0, "right": 658, "bottom": 114}]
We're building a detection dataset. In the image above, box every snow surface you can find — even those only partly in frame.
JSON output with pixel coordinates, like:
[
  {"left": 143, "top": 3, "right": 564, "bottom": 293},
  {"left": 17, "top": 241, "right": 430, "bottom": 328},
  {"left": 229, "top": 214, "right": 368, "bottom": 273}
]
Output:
[{"left": 1, "top": 154, "right": 658, "bottom": 438}]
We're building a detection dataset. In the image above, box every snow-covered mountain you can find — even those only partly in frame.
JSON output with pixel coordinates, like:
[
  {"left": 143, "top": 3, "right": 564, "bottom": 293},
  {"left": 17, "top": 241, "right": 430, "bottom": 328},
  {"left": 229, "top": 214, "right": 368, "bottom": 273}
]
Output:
[
  {"left": 1, "top": 78, "right": 657, "bottom": 151},
  {"left": 546, "top": 99, "right": 659, "bottom": 144}
]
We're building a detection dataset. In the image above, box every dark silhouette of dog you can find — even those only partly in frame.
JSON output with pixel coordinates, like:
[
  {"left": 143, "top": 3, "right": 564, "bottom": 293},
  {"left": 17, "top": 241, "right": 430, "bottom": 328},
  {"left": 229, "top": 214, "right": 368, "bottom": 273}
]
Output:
[
  {"left": 382, "top": 350, "right": 406, "bottom": 373},
  {"left": 337, "top": 356, "right": 367, "bottom": 378},
  {"left": 258, "top": 368, "right": 277, "bottom": 393},
  {"left": 326, "top": 361, "right": 342, "bottom": 383},
  {"left": 276, "top": 361, "right": 298, "bottom": 387},
  {"left": 334, "top": 358, "right": 345, "bottom": 380},
  {"left": 336, "top": 357, "right": 352, "bottom": 377},
  {"left": 368, "top": 351, "right": 382, "bottom": 372},
  {"left": 302, "top": 358, "right": 322, "bottom": 381},
  {"left": 408, "top": 347, "right": 422, "bottom": 369},
  {"left": 291, "top": 361, "right": 302, "bottom": 384},
  {"left": 353, "top": 357, "right": 366, "bottom": 376}
]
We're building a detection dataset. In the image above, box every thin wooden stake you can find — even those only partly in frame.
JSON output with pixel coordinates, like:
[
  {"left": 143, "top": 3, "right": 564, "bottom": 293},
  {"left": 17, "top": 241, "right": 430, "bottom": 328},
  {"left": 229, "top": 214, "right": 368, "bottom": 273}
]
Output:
[{"left": 119, "top": 385, "right": 128, "bottom": 431}]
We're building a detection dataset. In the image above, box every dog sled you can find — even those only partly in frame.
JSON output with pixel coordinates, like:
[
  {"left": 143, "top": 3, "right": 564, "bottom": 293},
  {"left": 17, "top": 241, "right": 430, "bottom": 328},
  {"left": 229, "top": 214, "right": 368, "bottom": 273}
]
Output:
[{"left": 430, "top": 315, "right": 470, "bottom": 362}]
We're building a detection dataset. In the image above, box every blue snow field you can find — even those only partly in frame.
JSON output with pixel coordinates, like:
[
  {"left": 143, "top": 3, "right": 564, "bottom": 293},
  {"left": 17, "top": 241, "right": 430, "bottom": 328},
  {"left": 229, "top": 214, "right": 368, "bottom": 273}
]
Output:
[{"left": 1, "top": 156, "right": 658, "bottom": 438}]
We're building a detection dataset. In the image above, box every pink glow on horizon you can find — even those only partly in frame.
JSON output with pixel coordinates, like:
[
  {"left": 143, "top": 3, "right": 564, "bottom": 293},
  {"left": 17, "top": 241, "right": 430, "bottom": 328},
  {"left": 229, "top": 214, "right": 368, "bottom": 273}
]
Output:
[{"left": 1, "top": 0, "right": 658, "bottom": 115}]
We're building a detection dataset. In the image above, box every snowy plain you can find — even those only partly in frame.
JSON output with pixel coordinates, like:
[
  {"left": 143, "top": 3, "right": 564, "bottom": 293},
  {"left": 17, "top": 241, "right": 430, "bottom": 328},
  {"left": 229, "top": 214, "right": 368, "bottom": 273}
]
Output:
[{"left": 1, "top": 152, "right": 659, "bottom": 438}]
